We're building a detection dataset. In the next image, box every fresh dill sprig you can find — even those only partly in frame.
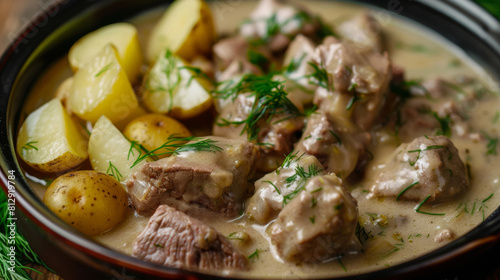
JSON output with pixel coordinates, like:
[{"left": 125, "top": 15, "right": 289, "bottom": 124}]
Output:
[
  {"left": 95, "top": 62, "right": 113, "bottom": 77},
  {"left": 397, "top": 181, "right": 419, "bottom": 201},
  {"left": 407, "top": 144, "right": 445, "bottom": 166},
  {"left": 305, "top": 62, "right": 331, "bottom": 91},
  {"left": 227, "top": 232, "right": 244, "bottom": 241},
  {"left": 355, "top": 222, "right": 373, "bottom": 245},
  {"left": 215, "top": 74, "right": 303, "bottom": 141},
  {"left": 130, "top": 136, "right": 222, "bottom": 168},
  {"left": 0, "top": 191, "right": 51, "bottom": 280},
  {"left": 144, "top": 50, "right": 182, "bottom": 112},
  {"left": 106, "top": 161, "right": 123, "bottom": 182},
  {"left": 414, "top": 195, "right": 445, "bottom": 216},
  {"left": 482, "top": 131, "right": 498, "bottom": 155},
  {"left": 283, "top": 164, "right": 322, "bottom": 205},
  {"left": 248, "top": 249, "right": 260, "bottom": 262},
  {"left": 22, "top": 141, "right": 38, "bottom": 152}
]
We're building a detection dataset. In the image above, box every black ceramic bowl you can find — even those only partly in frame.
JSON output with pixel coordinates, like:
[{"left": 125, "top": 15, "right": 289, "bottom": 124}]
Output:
[{"left": 2, "top": 0, "right": 500, "bottom": 279}]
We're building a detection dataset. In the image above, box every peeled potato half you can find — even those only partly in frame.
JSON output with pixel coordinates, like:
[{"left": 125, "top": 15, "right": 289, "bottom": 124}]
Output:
[
  {"left": 142, "top": 50, "right": 212, "bottom": 119},
  {"left": 88, "top": 115, "right": 150, "bottom": 182},
  {"left": 69, "top": 44, "right": 138, "bottom": 124},
  {"left": 68, "top": 22, "right": 143, "bottom": 83},
  {"left": 17, "top": 99, "right": 88, "bottom": 173},
  {"left": 147, "top": 0, "right": 215, "bottom": 63}
]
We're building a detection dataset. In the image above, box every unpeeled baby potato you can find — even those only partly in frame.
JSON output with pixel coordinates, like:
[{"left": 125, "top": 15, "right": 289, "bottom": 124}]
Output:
[
  {"left": 146, "top": 0, "right": 215, "bottom": 63},
  {"left": 68, "top": 22, "right": 143, "bottom": 83},
  {"left": 69, "top": 44, "right": 139, "bottom": 124},
  {"left": 43, "top": 170, "right": 129, "bottom": 236},
  {"left": 123, "top": 114, "right": 191, "bottom": 159},
  {"left": 16, "top": 98, "right": 88, "bottom": 173}
]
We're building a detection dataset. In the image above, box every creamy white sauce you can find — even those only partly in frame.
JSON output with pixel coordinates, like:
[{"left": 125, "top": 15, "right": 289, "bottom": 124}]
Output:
[{"left": 22, "top": 0, "right": 500, "bottom": 278}]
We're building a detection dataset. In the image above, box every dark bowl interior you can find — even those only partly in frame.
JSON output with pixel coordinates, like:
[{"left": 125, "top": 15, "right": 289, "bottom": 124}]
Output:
[{"left": 1, "top": 0, "right": 500, "bottom": 279}]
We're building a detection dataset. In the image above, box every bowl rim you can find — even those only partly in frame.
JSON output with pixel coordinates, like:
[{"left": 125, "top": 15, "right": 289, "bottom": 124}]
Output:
[{"left": 1, "top": 0, "right": 500, "bottom": 279}]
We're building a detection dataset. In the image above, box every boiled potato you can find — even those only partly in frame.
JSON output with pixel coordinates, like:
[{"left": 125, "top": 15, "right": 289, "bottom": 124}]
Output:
[
  {"left": 17, "top": 99, "right": 88, "bottom": 173},
  {"left": 69, "top": 44, "right": 139, "bottom": 124},
  {"left": 54, "top": 76, "right": 73, "bottom": 108},
  {"left": 123, "top": 114, "right": 191, "bottom": 159},
  {"left": 43, "top": 171, "right": 128, "bottom": 236},
  {"left": 142, "top": 50, "right": 212, "bottom": 119},
  {"left": 88, "top": 115, "right": 150, "bottom": 182},
  {"left": 68, "top": 23, "right": 143, "bottom": 83},
  {"left": 147, "top": 0, "right": 215, "bottom": 63}
]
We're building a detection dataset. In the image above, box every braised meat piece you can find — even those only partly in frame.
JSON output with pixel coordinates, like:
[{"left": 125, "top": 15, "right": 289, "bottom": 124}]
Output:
[
  {"left": 126, "top": 136, "right": 259, "bottom": 217},
  {"left": 239, "top": 0, "right": 322, "bottom": 52},
  {"left": 369, "top": 135, "right": 469, "bottom": 203},
  {"left": 293, "top": 111, "right": 371, "bottom": 178},
  {"left": 133, "top": 205, "right": 248, "bottom": 272},
  {"left": 312, "top": 37, "right": 392, "bottom": 129},
  {"left": 337, "top": 12, "right": 384, "bottom": 53},
  {"left": 246, "top": 154, "right": 326, "bottom": 224},
  {"left": 270, "top": 174, "right": 358, "bottom": 263},
  {"left": 213, "top": 89, "right": 304, "bottom": 172}
]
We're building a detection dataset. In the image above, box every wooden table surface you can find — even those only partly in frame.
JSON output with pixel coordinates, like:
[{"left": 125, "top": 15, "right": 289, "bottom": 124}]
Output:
[{"left": 2, "top": 1, "right": 500, "bottom": 280}]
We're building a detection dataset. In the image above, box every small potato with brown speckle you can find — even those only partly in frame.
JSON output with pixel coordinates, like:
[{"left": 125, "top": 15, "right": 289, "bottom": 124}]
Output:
[
  {"left": 43, "top": 171, "right": 129, "bottom": 236},
  {"left": 123, "top": 114, "right": 191, "bottom": 159}
]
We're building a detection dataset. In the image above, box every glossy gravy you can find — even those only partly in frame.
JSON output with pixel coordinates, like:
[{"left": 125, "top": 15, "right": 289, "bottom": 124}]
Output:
[{"left": 23, "top": 0, "right": 500, "bottom": 278}]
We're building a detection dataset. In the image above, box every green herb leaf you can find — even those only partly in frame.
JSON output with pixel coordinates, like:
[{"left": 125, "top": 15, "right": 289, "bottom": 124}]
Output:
[
  {"left": 106, "top": 161, "right": 123, "bottom": 182},
  {"left": 95, "top": 63, "right": 113, "bottom": 77},
  {"left": 22, "top": 141, "right": 38, "bottom": 151},
  {"left": 397, "top": 181, "right": 419, "bottom": 201},
  {"left": 415, "top": 195, "right": 445, "bottom": 216}
]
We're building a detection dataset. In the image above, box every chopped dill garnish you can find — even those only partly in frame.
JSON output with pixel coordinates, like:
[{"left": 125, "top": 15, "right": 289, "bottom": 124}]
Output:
[
  {"left": 432, "top": 112, "right": 452, "bottom": 137},
  {"left": 334, "top": 203, "right": 344, "bottom": 210},
  {"left": 442, "top": 80, "right": 467, "bottom": 95},
  {"left": 282, "top": 164, "right": 322, "bottom": 205},
  {"left": 154, "top": 243, "right": 164, "bottom": 248},
  {"left": 310, "top": 187, "right": 323, "bottom": 194},
  {"left": 227, "top": 232, "right": 244, "bottom": 241},
  {"left": 483, "top": 193, "right": 494, "bottom": 203},
  {"left": 415, "top": 195, "right": 445, "bottom": 216},
  {"left": 397, "top": 181, "right": 419, "bottom": 201},
  {"left": 309, "top": 216, "right": 316, "bottom": 224},
  {"left": 407, "top": 144, "right": 445, "bottom": 166},
  {"left": 355, "top": 222, "right": 373, "bottom": 245},
  {"left": 278, "top": 151, "right": 305, "bottom": 171},
  {"left": 127, "top": 140, "right": 152, "bottom": 161},
  {"left": 337, "top": 256, "right": 347, "bottom": 272},
  {"left": 106, "top": 161, "right": 123, "bottom": 182},
  {"left": 215, "top": 74, "right": 303, "bottom": 141},
  {"left": 248, "top": 249, "right": 260, "bottom": 262},
  {"left": 306, "top": 62, "right": 331, "bottom": 91},
  {"left": 247, "top": 49, "right": 270, "bottom": 70},
  {"left": 145, "top": 50, "right": 182, "bottom": 112},
  {"left": 22, "top": 141, "right": 38, "bottom": 151},
  {"left": 130, "top": 136, "right": 222, "bottom": 168},
  {"left": 390, "top": 80, "right": 429, "bottom": 101},
  {"left": 311, "top": 197, "right": 317, "bottom": 208},
  {"left": 95, "top": 62, "right": 113, "bottom": 77},
  {"left": 346, "top": 93, "right": 359, "bottom": 111},
  {"left": 329, "top": 130, "right": 342, "bottom": 145},
  {"left": 264, "top": 180, "right": 281, "bottom": 195},
  {"left": 482, "top": 131, "right": 498, "bottom": 155}
]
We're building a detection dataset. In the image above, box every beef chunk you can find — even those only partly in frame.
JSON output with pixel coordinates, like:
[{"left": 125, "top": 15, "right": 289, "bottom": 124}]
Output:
[
  {"left": 337, "top": 12, "right": 384, "bottom": 53},
  {"left": 133, "top": 205, "right": 248, "bottom": 272},
  {"left": 213, "top": 92, "right": 304, "bottom": 172},
  {"left": 370, "top": 136, "right": 469, "bottom": 203},
  {"left": 246, "top": 154, "right": 327, "bottom": 224},
  {"left": 270, "top": 174, "right": 358, "bottom": 263},
  {"left": 312, "top": 38, "right": 392, "bottom": 129},
  {"left": 239, "top": 0, "right": 321, "bottom": 52},
  {"left": 293, "top": 111, "right": 371, "bottom": 178},
  {"left": 126, "top": 136, "right": 258, "bottom": 216}
]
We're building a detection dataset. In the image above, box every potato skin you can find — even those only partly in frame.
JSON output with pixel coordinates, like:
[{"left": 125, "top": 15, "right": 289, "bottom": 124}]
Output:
[
  {"left": 123, "top": 114, "right": 191, "bottom": 158},
  {"left": 43, "top": 171, "right": 129, "bottom": 236}
]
